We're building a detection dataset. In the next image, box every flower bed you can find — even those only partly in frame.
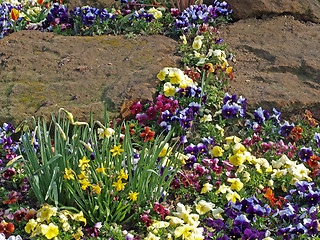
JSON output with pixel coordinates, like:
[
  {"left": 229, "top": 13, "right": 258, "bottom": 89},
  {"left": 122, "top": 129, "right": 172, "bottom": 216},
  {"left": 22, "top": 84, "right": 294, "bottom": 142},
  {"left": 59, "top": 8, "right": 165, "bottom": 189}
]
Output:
[{"left": 1, "top": 0, "right": 320, "bottom": 240}]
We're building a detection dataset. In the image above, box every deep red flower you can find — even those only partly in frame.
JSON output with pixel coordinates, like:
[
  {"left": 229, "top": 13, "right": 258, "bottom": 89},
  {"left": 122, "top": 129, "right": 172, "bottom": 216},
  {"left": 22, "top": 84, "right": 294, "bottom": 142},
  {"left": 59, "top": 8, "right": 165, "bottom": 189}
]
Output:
[
  {"left": 139, "top": 127, "right": 155, "bottom": 142},
  {"left": 0, "top": 222, "right": 15, "bottom": 238}
]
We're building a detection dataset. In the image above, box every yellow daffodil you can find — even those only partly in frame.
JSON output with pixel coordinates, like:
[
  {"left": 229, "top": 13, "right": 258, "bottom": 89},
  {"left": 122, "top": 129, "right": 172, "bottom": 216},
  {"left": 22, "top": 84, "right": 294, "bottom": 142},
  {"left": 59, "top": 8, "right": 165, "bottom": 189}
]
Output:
[
  {"left": 118, "top": 169, "right": 128, "bottom": 180},
  {"left": 110, "top": 145, "right": 124, "bottom": 156},
  {"left": 227, "top": 178, "right": 244, "bottom": 192},
  {"left": 92, "top": 184, "right": 102, "bottom": 194},
  {"left": 200, "top": 182, "right": 213, "bottom": 194},
  {"left": 64, "top": 168, "right": 74, "bottom": 180},
  {"left": 211, "top": 146, "right": 224, "bottom": 157},
  {"left": 195, "top": 200, "right": 215, "bottom": 215},
  {"left": 79, "top": 178, "right": 91, "bottom": 190},
  {"left": 127, "top": 191, "right": 139, "bottom": 201},
  {"left": 78, "top": 156, "right": 90, "bottom": 170},
  {"left": 79, "top": 140, "right": 93, "bottom": 152},
  {"left": 77, "top": 171, "right": 87, "bottom": 180},
  {"left": 112, "top": 179, "right": 126, "bottom": 191},
  {"left": 96, "top": 165, "right": 107, "bottom": 175},
  {"left": 159, "top": 143, "right": 169, "bottom": 157},
  {"left": 40, "top": 223, "right": 59, "bottom": 239}
]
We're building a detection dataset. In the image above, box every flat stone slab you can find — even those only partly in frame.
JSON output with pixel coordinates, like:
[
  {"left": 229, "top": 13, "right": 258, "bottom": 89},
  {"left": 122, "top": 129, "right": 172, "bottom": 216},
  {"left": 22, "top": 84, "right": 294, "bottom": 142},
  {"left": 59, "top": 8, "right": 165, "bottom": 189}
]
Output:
[
  {"left": 220, "top": 16, "right": 320, "bottom": 119},
  {"left": 0, "top": 31, "right": 180, "bottom": 124}
]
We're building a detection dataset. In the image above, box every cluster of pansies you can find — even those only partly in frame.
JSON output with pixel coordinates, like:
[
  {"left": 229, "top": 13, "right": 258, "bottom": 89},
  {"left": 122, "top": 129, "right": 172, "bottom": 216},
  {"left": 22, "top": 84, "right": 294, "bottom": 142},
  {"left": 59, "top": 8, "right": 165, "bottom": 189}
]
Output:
[
  {"left": 172, "top": 1, "right": 232, "bottom": 34},
  {"left": 0, "top": 0, "right": 232, "bottom": 38}
]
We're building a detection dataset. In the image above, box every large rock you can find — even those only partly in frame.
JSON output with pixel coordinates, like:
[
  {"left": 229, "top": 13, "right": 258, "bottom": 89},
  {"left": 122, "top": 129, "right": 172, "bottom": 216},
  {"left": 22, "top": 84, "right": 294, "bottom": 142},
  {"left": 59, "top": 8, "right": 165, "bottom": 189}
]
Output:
[
  {"left": 67, "top": 0, "right": 115, "bottom": 11},
  {"left": 205, "top": 0, "right": 320, "bottom": 23},
  {"left": 220, "top": 15, "right": 320, "bottom": 119},
  {"left": 0, "top": 31, "right": 180, "bottom": 125}
]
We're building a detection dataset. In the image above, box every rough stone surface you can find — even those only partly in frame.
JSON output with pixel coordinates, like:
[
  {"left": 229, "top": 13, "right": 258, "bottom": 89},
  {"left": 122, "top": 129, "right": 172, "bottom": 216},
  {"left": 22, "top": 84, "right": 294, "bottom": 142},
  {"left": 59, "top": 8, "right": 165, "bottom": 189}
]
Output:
[
  {"left": 67, "top": 0, "right": 115, "bottom": 11},
  {"left": 220, "top": 15, "right": 320, "bottom": 120},
  {"left": 204, "top": 0, "right": 320, "bottom": 23},
  {"left": 0, "top": 30, "right": 180, "bottom": 125}
]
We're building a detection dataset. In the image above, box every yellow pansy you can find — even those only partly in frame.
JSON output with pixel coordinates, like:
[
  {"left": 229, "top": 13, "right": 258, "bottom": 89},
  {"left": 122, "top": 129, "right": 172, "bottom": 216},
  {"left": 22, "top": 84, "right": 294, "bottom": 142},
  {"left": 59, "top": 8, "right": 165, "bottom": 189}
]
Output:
[
  {"left": 226, "top": 190, "right": 241, "bottom": 202},
  {"left": 200, "top": 182, "right": 213, "bottom": 194},
  {"left": 164, "top": 82, "right": 176, "bottom": 97},
  {"left": 195, "top": 200, "right": 215, "bottom": 215},
  {"left": 229, "top": 153, "right": 245, "bottom": 166},
  {"left": 227, "top": 178, "right": 243, "bottom": 192},
  {"left": 168, "top": 68, "right": 184, "bottom": 84},
  {"left": 157, "top": 68, "right": 169, "bottom": 81},
  {"left": 211, "top": 146, "right": 224, "bottom": 157},
  {"left": 225, "top": 136, "right": 241, "bottom": 144},
  {"left": 174, "top": 224, "right": 194, "bottom": 239},
  {"left": 40, "top": 223, "right": 59, "bottom": 239},
  {"left": 25, "top": 219, "right": 38, "bottom": 233}
]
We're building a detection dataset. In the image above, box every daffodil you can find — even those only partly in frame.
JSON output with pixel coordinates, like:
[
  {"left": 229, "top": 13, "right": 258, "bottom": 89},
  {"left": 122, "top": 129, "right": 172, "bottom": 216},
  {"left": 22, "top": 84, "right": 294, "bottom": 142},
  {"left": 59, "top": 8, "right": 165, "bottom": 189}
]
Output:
[
  {"left": 110, "top": 145, "right": 124, "bottom": 156},
  {"left": 112, "top": 179, "right": 126, "bottom": 191},
  {"left": 118, "top": 169, "right": 128, "bottom": 180},
  {"left": 78, "top": 156, "right": 90, "bottom": 170},
  {"left": 79, "top": 178, "right": 91, "bottom": 190},
  {"left": 64, "top": 168, "right": 74, "bottom": 180},
  {"left": 96, "top": 165, "right": 107, "bottom": 175},
  {"left": 127, "top": 191, "right": 139, "bottom": 201},
  {"left": 77, "top": 171, "right": 87, "bottom": 180},
  {"left": 92, "top": 184, "right": 102, "bottom": 194}
]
